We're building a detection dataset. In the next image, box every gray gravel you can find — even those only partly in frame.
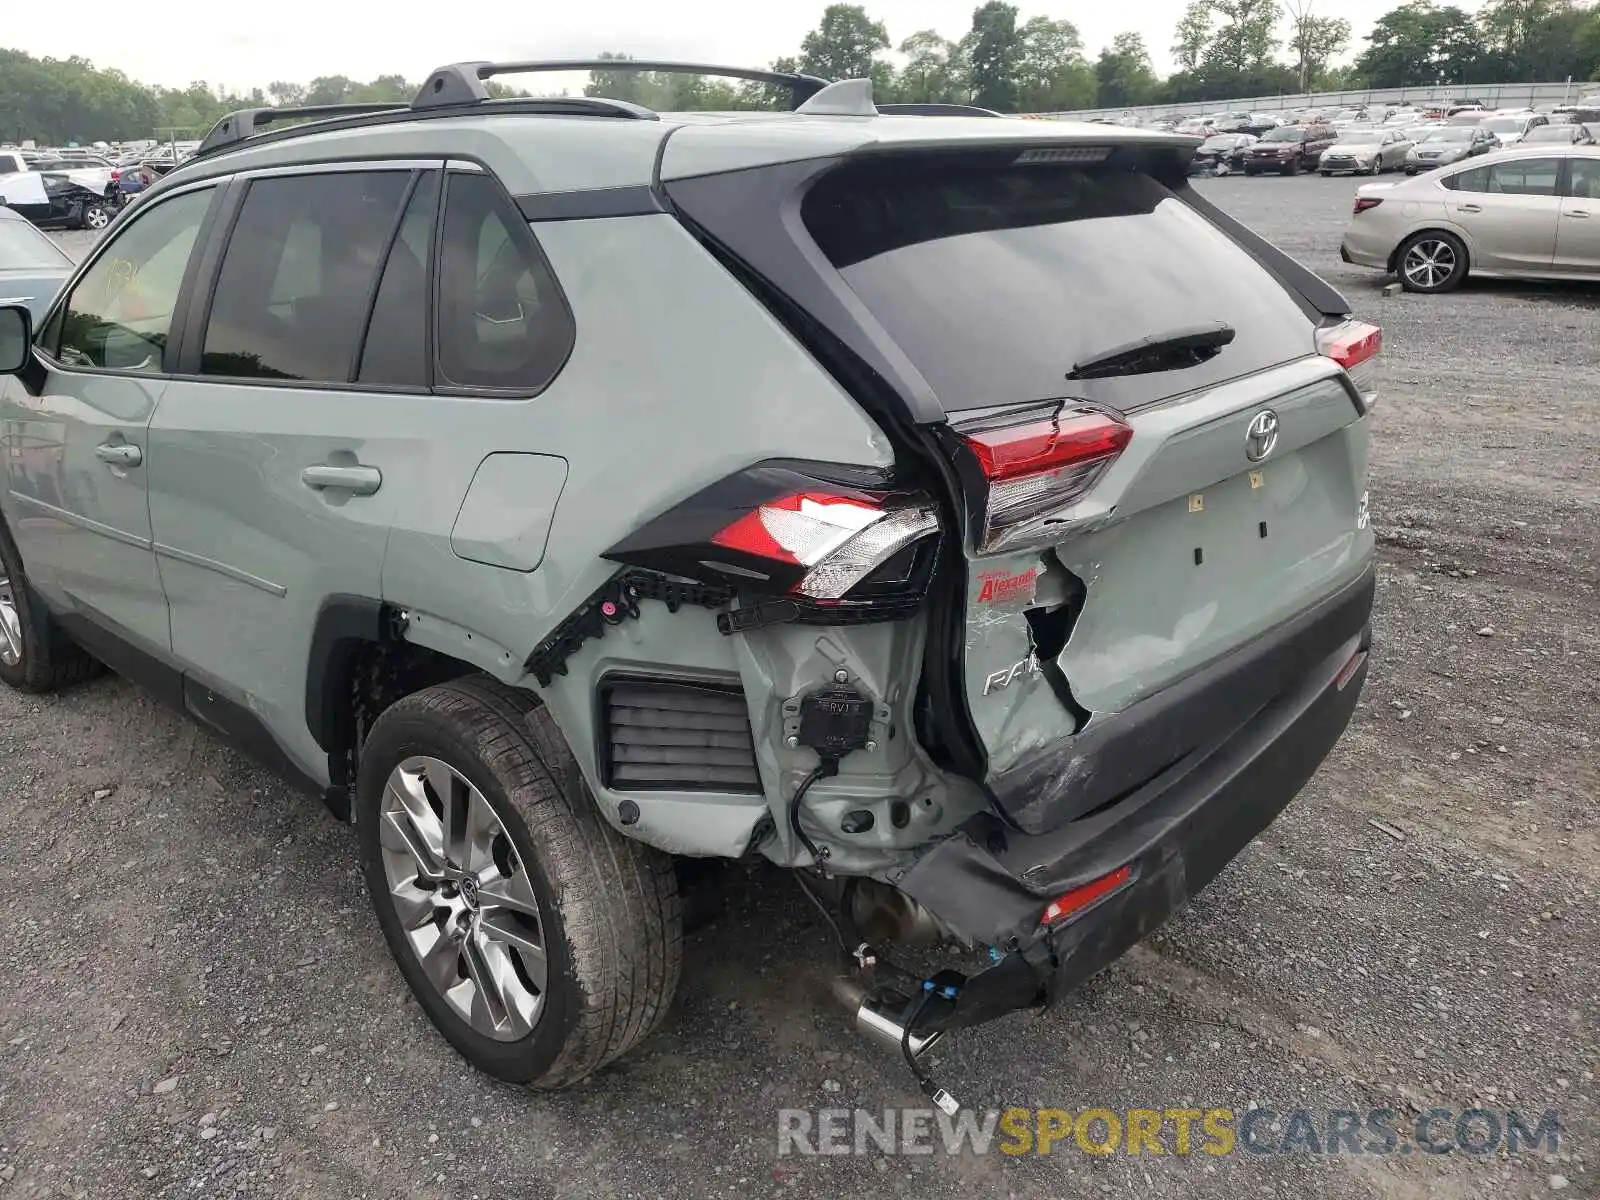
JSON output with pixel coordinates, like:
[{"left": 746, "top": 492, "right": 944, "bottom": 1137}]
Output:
[{"left": 3, "top": 177, "right": 1595, "bottom": 1199}]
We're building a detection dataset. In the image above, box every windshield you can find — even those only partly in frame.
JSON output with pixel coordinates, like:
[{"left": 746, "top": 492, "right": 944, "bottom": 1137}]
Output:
[
  {"left": 1335, "top": 128, "right": 1381, "bottom": 141},
  {"left": 1483, "top": 119, "right": 1526, "bottom": 134},
  {"left": 1423, "top": 129, "right": 1473, "bottom": 143},
  {"left": 1524, "top": 126, "right": 1571, "bottom": 142},
  {"left": 0, "top": 218, "right": 71, "bottom": 270},
  {"left": 1262, "top": 127, "right": 1304, "bottom": 142},
  {"left": 1199, "top": 135, "right": 1237, "bottom": 149}
]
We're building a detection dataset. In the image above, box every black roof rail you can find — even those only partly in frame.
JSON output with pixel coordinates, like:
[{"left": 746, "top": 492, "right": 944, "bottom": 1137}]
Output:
[
  {"left": 189, "top": 96, "right": 658, "bottom": 164},
  {"left": 876, "top": 103, "right": 1004, "bottom": 118},
  {"left": 414, "top": 60, "right": 832, "bottom": 111},
  {"left": 196, "top": 103, "right": 406, "bottom": 157}
]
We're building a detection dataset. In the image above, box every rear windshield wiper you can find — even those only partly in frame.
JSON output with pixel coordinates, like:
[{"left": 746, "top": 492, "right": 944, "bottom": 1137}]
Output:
[{"left": 1066, "top": 321, "right": 1236, "bottom": 381}]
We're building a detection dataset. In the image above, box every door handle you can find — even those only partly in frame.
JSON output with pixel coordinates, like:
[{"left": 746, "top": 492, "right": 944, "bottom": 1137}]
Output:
[
  {"left": 301, "top": 464, "right": 382, "bottom": 496},
  {"left": 94, "top": 441, "right": 142, "bottom": 468},
  {"left": 1457, "top": 203, "right": 1482, "bottom": 213},
  {"left": 1566, "top": 209, "right": 1591, "bottom": 218}
]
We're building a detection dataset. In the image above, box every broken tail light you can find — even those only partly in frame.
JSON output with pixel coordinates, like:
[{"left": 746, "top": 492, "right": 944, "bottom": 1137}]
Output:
[
  {"left": 604, "top": 463, "right": 941, "bottom": 625},
  {"left": 1318, "top": 318, "right": 1382, "bottom": 410},
  {"left": 956, "top": 405, "right": 1133, "bottom": 554}
]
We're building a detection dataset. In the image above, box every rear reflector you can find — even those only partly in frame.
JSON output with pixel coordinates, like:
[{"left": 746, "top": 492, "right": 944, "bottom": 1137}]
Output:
[
  {"left": 1353, "top": 196, "right": 1384, "bottom": 214},
  {"left": 1040, "top": 865, "right": 1133, "bottom": 926},
  {"left": 1334, "top": 648, "right": 1368, "bottom": 691},
  {"left": 959, "top": 409, "right": 1132, "bottom": 553}
]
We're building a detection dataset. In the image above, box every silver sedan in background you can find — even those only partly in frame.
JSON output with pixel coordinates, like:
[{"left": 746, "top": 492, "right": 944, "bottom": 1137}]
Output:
[
  {"left": 1341, "top": 145, "right": 1600, "bottom": 292},
  {"left": 1319, "top": 126, "right": 1415, "bottom": 175}
]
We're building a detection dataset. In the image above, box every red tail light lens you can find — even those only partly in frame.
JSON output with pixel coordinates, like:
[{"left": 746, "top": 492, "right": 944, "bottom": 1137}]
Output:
[
  {"left": 711, "top": 492, "right": 938, "bottom": 601},
  {"left": 1318, "top": 319, "right": 1382, "bottom": 410},
  {"left": 1041, "top": 865, "right": 1132, "bottom": 926},
  {"left": 958, "top": 408, "right": 1132, "bottom": 553},
  {"left": 1352, "top": 196, "right": 1383, "bottom": 214}
]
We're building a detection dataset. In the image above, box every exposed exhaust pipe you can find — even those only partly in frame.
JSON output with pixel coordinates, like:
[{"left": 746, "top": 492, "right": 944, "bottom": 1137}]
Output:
[{"left": 830, "top": 976, "right": 942, "bottom": 1058}]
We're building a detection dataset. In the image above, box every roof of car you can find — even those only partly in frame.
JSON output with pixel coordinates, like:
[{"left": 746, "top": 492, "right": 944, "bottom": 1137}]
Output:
[{"left": 156, "top": 102, "right": 1194, "bottom": 199}]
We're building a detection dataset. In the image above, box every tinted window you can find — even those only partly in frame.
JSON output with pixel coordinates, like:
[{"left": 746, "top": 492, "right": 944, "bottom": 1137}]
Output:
[
  {"left": 54, "top": 187, "right": 212, "bottom": 373},
  {"left": 802, "top": 159, "right": 1314, "bottom": 415},
  {"left": 357, "top": 174, "right": 437, "bottom": 388},
  {"left": 202, "top": 171, "right": 410, "bottom": 382},
  {"left": 1472, "top": 159, "right": 1561, "bottom": 195},
  {"left": 434, "top": 172, "right": 573, "bottom": 392},
  {"left": 1567, "top": 159, "right": 1600, "bottom": 199}
]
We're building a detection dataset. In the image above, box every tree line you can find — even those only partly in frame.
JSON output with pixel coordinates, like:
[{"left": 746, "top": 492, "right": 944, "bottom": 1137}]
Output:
[{"left": 7, "top": 0, "right": 1600, "bottom": 144}]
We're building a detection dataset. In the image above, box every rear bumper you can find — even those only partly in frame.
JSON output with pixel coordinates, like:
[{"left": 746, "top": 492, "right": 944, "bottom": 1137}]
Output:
[{"left": 896, "top": 566, "right": 1373, "bottom": 1026}]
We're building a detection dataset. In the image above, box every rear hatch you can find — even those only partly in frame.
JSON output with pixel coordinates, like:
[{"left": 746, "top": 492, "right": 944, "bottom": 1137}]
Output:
[{"left": 663, "top": 122, "right": 1376, "bottom": 833}]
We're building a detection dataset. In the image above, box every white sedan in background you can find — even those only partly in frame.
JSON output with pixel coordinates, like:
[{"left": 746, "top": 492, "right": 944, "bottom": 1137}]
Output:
[{"left": 1340, "top": 145, "right": 1600, "bottom": 292}]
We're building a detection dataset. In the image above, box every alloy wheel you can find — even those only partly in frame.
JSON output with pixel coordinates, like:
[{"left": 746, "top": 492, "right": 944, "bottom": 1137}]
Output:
[
  {"left": 378, "top": 755, "right": 548, "bottom": 1041},
  {"left": 84, "top": 206, "right": 110, "bottom": 230},
  {"left": 1402, "top": 239, "right": 1458, "bottom": 289},
  {"left": 0, "top": 570, "right": 21, "bottom": 666}
]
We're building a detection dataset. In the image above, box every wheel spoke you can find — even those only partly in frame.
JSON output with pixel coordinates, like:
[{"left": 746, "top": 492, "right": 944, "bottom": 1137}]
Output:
[
  {"left": 478, "top": 912, "right": 548, "bottom": 993},
  {"left": 415, "top": 926, "right": 462, "bottom": 995},
  {"left": 379, "top": 807, "right": 446, "bottom": 881},
  {"left": 388, "top": 881, "right": 437, "bottom": 932},
  {"left": 425, "top": 759, "right": 469, "bottom": 867},
  {"left": 477, "top": 868, "right": 539, "bottom": 918},
  {"left": 462, "top": 934, "right": 512, "bottom": 1031}
]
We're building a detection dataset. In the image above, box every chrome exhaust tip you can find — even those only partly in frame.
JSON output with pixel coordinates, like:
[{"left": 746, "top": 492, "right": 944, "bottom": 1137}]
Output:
[{"left": 831, "top": 976, "right": 942, "bottom": 1058}]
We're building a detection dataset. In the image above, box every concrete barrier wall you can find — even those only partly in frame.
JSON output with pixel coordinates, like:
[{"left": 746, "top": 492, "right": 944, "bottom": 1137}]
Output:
[{"left": 1045, "top": 80, "right": 1598, "bottom": 123}]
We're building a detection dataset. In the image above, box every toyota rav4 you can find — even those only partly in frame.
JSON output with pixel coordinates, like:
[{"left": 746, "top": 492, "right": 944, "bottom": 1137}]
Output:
[{"left": 0, "top": 61, "right": 1379, "bottom": 1097}]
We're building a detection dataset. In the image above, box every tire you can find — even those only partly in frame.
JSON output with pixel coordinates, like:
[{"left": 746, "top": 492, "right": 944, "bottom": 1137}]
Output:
[
  {"left": 1320, "top": 170, "right": 1331, "bottom": 177},
  {"left": 0, "top": 520, "right": 101, "bottom": 693},
  {"left": 80, "top": 202, "right": 111, "bottom": 231},
  {"left": 1396, "top": 231, "right": 1468, "bottom": 294},
  {"left": 356, "top": 675, "right": 682, "bottom": 1088}
]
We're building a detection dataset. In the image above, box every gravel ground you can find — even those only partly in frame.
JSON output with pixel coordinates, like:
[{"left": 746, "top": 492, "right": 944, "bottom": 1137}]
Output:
[{"left": 4, "top": 179, "right": 1595, "bottom": 1200}]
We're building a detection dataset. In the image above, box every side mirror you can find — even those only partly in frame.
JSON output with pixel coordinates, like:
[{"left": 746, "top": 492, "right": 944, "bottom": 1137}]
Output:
[{"left": 0, "top": 304, "right": 32, "bottom": 375}]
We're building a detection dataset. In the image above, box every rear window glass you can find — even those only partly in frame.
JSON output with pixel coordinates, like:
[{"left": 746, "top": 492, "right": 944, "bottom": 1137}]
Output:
[{"left": 801, "top": 159, "right": 1313, "bottom": 414}]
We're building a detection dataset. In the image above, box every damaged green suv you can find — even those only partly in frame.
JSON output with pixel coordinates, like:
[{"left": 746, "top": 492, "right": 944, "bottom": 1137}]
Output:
[{"left": 0, "top": 61, "right": 1378, "bottom": 1093}]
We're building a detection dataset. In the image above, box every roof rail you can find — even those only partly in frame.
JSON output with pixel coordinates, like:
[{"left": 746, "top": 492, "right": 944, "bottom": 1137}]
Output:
[
  {"left": 877, "top": 103, "right": 1004, "bottom": 118},
  {"left": 196, "top": 103, "right": 406, "bottom": 157},
  {"left": 414, "top": 60, "right": 832, "bottom": 111}
]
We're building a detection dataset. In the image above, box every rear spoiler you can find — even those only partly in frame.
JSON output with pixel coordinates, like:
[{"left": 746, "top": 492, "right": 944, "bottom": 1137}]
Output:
[{"left": 1180, "top": 186, "right": 1352, "bottom": 319}]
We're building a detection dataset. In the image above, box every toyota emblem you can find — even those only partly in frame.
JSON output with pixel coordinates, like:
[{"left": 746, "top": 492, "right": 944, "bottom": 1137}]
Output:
[{"left": 1245, "top": 410, "right": 1280, "bottom": 462}]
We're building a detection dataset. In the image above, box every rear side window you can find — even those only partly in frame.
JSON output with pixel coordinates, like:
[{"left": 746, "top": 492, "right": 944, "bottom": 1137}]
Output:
[
  {"left": 1450, "top": 159, "right": 1561, "bottom": 196},
  {"left": 802, "top": 159, "right": 1314, "bottom": 414},
  {"left": 357, "top": 174, "right": 438, "bottom": 388},
  {"left": 201, "top": 171, "right": 411, "bottom": 382},
  {"left": 434, "top": 172, "right": 573, "bottom": 392}
]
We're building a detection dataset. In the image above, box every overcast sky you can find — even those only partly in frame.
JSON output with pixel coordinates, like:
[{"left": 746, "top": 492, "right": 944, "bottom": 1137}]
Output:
[{"left": 16, "top": 1, "right": 1414, "bottom": 93}]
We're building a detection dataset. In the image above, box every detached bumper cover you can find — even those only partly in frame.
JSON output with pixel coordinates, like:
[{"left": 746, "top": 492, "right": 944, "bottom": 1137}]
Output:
[{"left": 896, "top": 567, "right": 1373, "bottom": 1028}]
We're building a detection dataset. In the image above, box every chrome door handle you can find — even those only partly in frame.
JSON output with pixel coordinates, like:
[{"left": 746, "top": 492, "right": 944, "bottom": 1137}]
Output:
[
  {"left": 301, "top": 464, "right": 382, "bottom": 496},
  {"left": 94, "top": 441, "right": 142, "bottom": 468}
]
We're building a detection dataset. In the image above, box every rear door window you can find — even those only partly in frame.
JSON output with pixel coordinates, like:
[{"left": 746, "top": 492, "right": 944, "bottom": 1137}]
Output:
[
  {"left": 201, "top": 170, "right": 411, "bottom": 382},
  {"left": 801, "top": 158, "right": 1315, "bottom": 414}
]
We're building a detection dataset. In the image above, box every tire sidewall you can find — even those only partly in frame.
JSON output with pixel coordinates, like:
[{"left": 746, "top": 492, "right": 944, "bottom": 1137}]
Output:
[
  {"left": 355, "top": 701, "right": 580, "bottom": 1083},
  {"left": 0, "top": 521, "right": 41, "bottom": 689}
]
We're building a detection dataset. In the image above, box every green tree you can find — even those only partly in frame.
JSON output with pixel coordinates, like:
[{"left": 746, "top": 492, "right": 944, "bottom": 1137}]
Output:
[
  {"left": 798, "top": 4, "right": 891, "bottom": 80},
  {"left": 1172, "top": 0, "right": 1215, "bottom": 72},
  {"left": 896, "top": 30, "right": 968, "bottom": 103},
  {"left": 1201, "top": 0, "right": 1281, "bottom": 74},
  {"left": 1283, "top": 2, "right": 1352, "bottom": 92},
  {"left": 966, "top": 1, "right": 1025, "bottom": 111},
  {"left": 1353, "top": 2, "right": 1481, "bottom": 87},
  {"left": 1015, "top": 16, "right": 1096, "bottom": 111},
  {"left": 1095, "top": 32, "right": 1158, "bottom": 107}
]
